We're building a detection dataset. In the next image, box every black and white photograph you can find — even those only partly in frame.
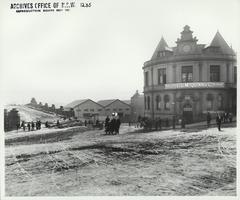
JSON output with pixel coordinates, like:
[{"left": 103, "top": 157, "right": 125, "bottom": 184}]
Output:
[{"left": 0, "top": 0, "right": 239, "bottom": 198}]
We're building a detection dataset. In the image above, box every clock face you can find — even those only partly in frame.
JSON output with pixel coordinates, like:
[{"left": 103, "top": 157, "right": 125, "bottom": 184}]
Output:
[{"left": 183, "top": 45, "right": 191, "bottom": 52}]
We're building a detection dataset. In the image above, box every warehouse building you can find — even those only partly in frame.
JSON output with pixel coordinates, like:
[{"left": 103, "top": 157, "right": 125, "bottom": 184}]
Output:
[
  {"left": 97, "top": 99, "right": 131, "bottom": 122},
  {"left": 65, "top": 99, "right": 132, "bottom": 122},
  {"left": 65, "top": 99, "right": 105, "bottom": 121}
]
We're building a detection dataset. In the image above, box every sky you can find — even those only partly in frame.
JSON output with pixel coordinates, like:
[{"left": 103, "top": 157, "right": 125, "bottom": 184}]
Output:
[{"left": 0, "top": 0, "right": 239, "bottom": 107}]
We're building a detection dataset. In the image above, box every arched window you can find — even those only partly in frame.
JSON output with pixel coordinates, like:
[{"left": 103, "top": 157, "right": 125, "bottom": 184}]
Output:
[
  {"left": 164, "top": 95, "right": 170, "bottom": 110},
  {"left": 156, "top": 95, "right": 161, "bottom": 110},
  {"left": 147, "top": 96, "right": 150, "bottom": 110},
  {"left": 217, "top": 94, "right": 223, "bottom": 110},
  {"left": 206, "top": 94, "right": 214, "bottom": 110}
]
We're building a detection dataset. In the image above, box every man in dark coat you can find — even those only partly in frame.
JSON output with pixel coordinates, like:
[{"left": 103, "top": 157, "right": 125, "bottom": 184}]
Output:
[
  {"left": 181, "top": 117, "right": 185, "bottom": 128},
  {"left": 115, "top": 117, "right": 121, "bottom": 134},
  {"left": 39, "top": 120, "right": 42, "bottom": 130},
  {"left": 21, "top": 121, "right": 25, "bottom": 131},
  {"left": 27, "top": 122, "right": 31, "bottom": 131},
  {"left": 109, "top": 116, "right": 116, "bottom": 135},
  {"left": 36, "top": 120, "right": 39, "bottom": 130},
  {"left": 31, "top": 121, "right": 35, "bottom": 131},
  {"left": 45, "top": 121, "right": 49, "bottom": 128},
  {"left": 172, "top": 116, "right": 176, "bottom": 129},
  {"left": 207, "top": 112, "right": 211, "bottom": 128},
  {"left": 105, "top": 116, "right": 110, "bottom": 134},
  {"left": 216, "top": 113, "right": 222, "bottom": 131},
  {"left": 16, "top": 122, "right": 20, "bottom": 132},
  {"left": 158, "top": 118, "right": 162, "bottom": 130},
  {"left": 229, "top": 113, "right": 233, "bottom": 123}
]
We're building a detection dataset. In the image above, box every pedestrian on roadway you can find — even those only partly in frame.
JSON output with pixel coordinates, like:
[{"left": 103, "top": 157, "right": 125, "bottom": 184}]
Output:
[
  {"left": 21, "top": 121, "right": 25, "bottom": 131},
  {"left": 105, "top": 116, "right": 110, "bottom": 134},
  {"left": 110, "top": 115, "right": 116, "bottom": 135},
  {"left": 31, "top": 121, "right": 35, "bottom": 131},
  {"left": 45, "top": 121, "right": 49, "bottom": 128},
  {"left": 27, "top": 122, "right": 31, "bottom": 131},
  {"left": 158, "top": 118, "right": 162, "bottom": 130},
  {"left": 36, "top": 120, "right": 39, "bottom": 130},
  {"left": 216, "top": 113, "right": 222, "bottom": 131},
  {"left": 115, "top": 116, "right": 121, "bottom": 134},
  {"left": 16, "top": 122, "right": 20, "bottom": 132},
  {"left": 229, "top": 113, "right": 233, "bottom": 123},
  {"left": 172, "top": 116, "right": 176, "bottom": 129},
  {"left": 181, "top": 117, "right": 185, "bottom": 128},
  {"left": 207, "top": 112, "right": 211, "bottom": 128},
  {"left": 57, "top": 120, "right": 60, "bottom": 128}
]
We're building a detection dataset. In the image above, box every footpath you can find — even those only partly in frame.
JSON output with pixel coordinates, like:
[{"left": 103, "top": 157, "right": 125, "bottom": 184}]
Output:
[{"left": 130, "top": 117, "right": 237, "bottom": 133}]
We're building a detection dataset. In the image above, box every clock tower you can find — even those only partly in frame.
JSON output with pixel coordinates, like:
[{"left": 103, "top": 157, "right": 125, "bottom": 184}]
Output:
[{"left": 176, "top": 25, "right": 198, "bottom": 54}]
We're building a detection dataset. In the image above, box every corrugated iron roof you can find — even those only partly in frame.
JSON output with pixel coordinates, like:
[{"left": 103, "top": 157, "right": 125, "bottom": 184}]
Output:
[
  {"left": 65, "top": 99, "right": 89, "bottom": 108},
  {"left": 97, "top": 99, "right": 117, "bottom": 107},
  {"left": 122, "top": 100, "right": 131, "bottom": 105},
  {"left": 97, "top": 99, "right": 131, "bottom": 107}
]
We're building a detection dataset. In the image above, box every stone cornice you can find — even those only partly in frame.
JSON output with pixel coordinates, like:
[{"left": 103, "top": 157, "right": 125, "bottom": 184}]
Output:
[{"left": 143, "top": 54, "right": 236, "bottom": 69}]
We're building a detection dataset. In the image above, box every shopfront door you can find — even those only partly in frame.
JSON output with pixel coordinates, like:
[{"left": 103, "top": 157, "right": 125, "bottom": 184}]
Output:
[{"left": 183, "top": 103, "right": 193, "bottom": 124}]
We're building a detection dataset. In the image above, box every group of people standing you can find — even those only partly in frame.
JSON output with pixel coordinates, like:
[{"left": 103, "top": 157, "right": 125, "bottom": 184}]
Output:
[
  {"left": 207, "top": 112, "right": 233, "bottom": 131},
  {"left": 137, "top": 116, "right": 177, "bottom": 130},
  {"left": 104, "top": 113, "right": 121, "bottom": 135},
  {"left": 18, "top": 120, "right": 42, "bottom": 132}
]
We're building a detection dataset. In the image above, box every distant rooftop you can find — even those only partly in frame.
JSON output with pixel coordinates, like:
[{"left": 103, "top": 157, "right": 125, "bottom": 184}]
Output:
[
  {"left": 97, "top": 99, "right": 117, "bottom": 107},
  {"left": 65, "top": 99, "right": 89, "bottom": 108},
  {"left": 97, "top": 99, "right": 131, "bottom": 107}
]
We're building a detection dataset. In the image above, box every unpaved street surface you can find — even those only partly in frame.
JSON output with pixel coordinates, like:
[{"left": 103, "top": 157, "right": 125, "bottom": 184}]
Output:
[{"left": 5, "top": 125, "right": 236, "bottom": 196}]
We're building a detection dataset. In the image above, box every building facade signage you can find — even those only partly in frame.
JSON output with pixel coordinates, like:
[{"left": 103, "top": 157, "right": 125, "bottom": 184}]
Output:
[
  {"left": 183, "top": 107, "right": 192, "bottom": 111},
  {"left": 165, "top": 82, "right": 225, "bottom": 89}
]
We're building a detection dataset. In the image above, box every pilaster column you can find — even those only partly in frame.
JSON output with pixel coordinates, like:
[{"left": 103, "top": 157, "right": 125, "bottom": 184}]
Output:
[{"left": 199, "top": 62, "right": 202, "bottom": 82}]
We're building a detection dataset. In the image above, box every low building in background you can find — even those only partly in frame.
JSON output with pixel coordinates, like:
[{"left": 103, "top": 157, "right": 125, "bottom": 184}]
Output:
[
  {"left": 65, "top": 99, "right": 105, "bottom": 121},
  {"left": 97, "top": 99, "right": 131, "bottom": 122},
  {"left": 131, "top": 90, "right": 144, "bottom": 122}
]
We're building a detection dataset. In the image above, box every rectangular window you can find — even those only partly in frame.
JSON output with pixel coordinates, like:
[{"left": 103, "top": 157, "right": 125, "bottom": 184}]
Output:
[
  {"left": 234, "top": 66, "right": 237, "bottom": 84},
  {"left": 158, "top": 68, "right": 166, "bottom": 84},
  {"left": 157, "top": 51, "right": 166, "bottom": 57},
  {"left": 210, "top": 65, "right": 220, "bottom": 82},
  {"left": 182, "top": 66, "right": 193, "bottom": 82},
  {"left": 147, "top": 96, "right": 150, "bottom": 110},
  {"left": 90, "top": 109, "right": 94, "bottom": 112},
  {"left": 145, "top": 71, "right": 149, "bottom": 86},
  {"left": 84, "top": 109, "right": 88, "bottom": 111},
  {"left": 98, "top": 109, "right": 102, "bottom": 111}
]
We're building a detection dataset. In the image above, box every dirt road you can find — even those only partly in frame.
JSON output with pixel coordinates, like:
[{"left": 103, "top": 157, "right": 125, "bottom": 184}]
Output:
[{"left": 5, "top": 125, "right": 236, "bottom": 196}]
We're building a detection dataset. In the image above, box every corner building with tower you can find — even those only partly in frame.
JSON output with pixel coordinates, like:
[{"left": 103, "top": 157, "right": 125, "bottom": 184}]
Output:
[{"left": 143, "top": 25, "right": 237, "bottom": 123}]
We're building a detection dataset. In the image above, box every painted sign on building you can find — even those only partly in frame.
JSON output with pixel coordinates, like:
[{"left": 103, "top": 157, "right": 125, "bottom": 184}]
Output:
[{"left": 165, "top": 82, "right": 225, "bottom": 90}]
